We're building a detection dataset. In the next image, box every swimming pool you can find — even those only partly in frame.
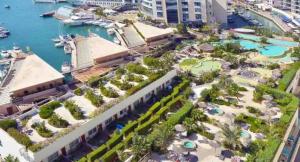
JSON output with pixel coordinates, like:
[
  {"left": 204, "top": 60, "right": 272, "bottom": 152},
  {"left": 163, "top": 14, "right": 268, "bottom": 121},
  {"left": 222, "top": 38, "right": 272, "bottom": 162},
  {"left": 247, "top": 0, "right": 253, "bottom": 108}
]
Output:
[
  {"left": 235, "top": 33, "right": 299, "bottom": 47},
  {"left": 240, "top": 130, "right": 251, "bottom": 138},
  {"left": 221, "top": 39, "right": 288, "bottom": 57}
]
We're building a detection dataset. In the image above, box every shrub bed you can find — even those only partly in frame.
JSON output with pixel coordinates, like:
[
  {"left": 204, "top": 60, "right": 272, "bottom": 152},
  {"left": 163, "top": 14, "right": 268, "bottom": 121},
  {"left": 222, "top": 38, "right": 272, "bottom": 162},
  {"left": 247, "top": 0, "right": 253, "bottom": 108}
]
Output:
[
  {"left": 7, "top": 128, "right": 32, "bottom": 148},
  {"left": 39, "top": 101, "right": 61, "bottom": 119},
  {"left": 64, "top": 100, "right": 84, "bottom": 120},
  {"left": 0, "top": 119, "right": 17, "bottom": 131},
  {"left": 85, "top": 89, "right": 103, "bottom": 107},
  {"left": 31, "top": 122, "right": 53, "bottom": 138},
  {"left": 74, "top": 88, "right": 83, "bottom": 96},
  {"left": 110, "top": 79, "right": 133, "bottom": 91},
  {"left": 48, "top": 114, "right": 69, "bottom": 128},
  {"left": 125, "top": 73, "right": 144, "bottom": 82},
  {"left": 100, "top": 86, "right": 119, "bottom": 98},
  {"left": 86, "top": 144, "right": 107, "bottom": 162},
  {"left": 278, "top": 62, "right": 300, "bottom": 91}
]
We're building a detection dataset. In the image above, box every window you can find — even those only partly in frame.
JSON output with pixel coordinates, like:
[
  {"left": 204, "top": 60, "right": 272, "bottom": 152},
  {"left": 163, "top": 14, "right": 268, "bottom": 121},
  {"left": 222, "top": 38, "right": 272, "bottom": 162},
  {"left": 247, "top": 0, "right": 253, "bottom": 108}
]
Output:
[
  {"left": 182, "top": 8, "right": 188, "bottom": 12},
  {"left": 105, "top": 117, "right": 113, "bottom": 125},
  {"left": 157, "top": 6, "right": 162, "bottom": 10},
  {"left": 156, "top": 1, "right": 161, "bottom": 5},
  {"left": 196, "top": 14, "right": 201, "bottom": 19},
  {"left": 195, "top": 8, "right": 201, "bottom": 12},
  {"left": 182, "top": 2, "right": 188, "bottom": 5},
  {"left": 48, "top": 152, "right": 59, "bottom": 162},
  {"left": 69, "top": 139, "right": 80, "bottom": 150},
  {"left": 88, "top": 128, "right": 97, "bottom": 136},
  {"left": 194, "top": 2, "right": 201, "bottom": 6},
  {"left": 157, "top": 12, "right": 163, "bottom": 17}
]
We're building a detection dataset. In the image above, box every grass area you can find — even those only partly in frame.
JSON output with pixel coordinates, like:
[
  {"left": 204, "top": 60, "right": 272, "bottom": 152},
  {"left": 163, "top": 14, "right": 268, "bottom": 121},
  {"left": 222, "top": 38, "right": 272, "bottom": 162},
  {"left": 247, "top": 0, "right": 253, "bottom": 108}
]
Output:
[
  {"left": 179, "top": 58, "right": 199, "bottom": 70},
  {"left": 278, "top": 62, "right": 300, "bottom": 91}
]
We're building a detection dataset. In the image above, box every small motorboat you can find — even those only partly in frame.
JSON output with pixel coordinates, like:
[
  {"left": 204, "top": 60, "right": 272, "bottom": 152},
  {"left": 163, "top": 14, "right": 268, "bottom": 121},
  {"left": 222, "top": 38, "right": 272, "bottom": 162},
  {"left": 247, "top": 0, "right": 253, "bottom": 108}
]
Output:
[
  {"left": 4, "top": 5, "right": 10, "bottom": 9},
  {"left": 64, "top": 45, "right": 72, "bottom": 54},
  {"left": 61, "top": 62, "right": 71, "bottom": 73},
  {"left": 1, "top": 50, "right": 10, "bottom": 58},
  {"left": 55, "top": 42, "right": 64, "bottom": 48},
  {"left": 52, "top": 38, "right": 61, "bottom": 43}
]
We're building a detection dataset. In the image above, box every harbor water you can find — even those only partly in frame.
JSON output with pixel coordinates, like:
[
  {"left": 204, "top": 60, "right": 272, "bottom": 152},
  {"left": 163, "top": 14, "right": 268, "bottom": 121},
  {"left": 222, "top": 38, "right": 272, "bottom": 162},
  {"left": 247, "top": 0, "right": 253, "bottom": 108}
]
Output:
[{"left": 0, "top": 0, "right": 114, "bottom": 70}]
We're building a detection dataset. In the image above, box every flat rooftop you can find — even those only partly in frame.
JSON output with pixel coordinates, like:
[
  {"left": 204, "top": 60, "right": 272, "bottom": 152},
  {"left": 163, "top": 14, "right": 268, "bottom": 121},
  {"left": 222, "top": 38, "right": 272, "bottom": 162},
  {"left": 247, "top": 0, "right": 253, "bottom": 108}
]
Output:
[
  {"left": 133, "top": 22, "right": 173, "bottom": 41},
  {"left": 10, "top": 54, "right": 64, "bottom": 92},
  {"left": 75, "top": 35, "right": 129, "bottom": 69}
]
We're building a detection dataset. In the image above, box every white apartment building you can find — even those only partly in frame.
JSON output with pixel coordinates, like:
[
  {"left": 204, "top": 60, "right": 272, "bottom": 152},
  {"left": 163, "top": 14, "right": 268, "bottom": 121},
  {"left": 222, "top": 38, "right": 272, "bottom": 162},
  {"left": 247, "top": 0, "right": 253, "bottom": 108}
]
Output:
[
  {"left": 140, "top": 0, "right": 227, "bottom": 25},
  {"left": 267, "top": 0, "right": 300, "bottom": 16},
  {"left": 0, "top": 70, "right": 177, "bottom": 162}
]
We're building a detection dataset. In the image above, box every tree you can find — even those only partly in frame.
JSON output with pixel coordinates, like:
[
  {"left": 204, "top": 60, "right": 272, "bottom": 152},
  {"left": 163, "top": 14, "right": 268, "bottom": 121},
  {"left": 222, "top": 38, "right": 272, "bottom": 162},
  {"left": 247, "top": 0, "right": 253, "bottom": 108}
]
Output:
[
  {"left": 151, "top": 124, "right": 174, "bottom": 153},
  {"left": 183, "top": 117, "right": 199, "bottom": 134},
  {"left": 199, "top": 25, "right": 212, "bottom": 33},
  {"left": 94, "top": 8, "right": 106, "bottom": 17},
  {"left": 291, "top": 47, "right": 300, "bottom": 59},
  {"left": 260, "top": 37, "right": 268, "bottom": 44},
  {"left": 132, "top": 134, "right": 151, "bottom": 160},
  {"left": 176, "top": 23, "right": 188, "bottom": 34},
  {"left": 191, "top": 109, "right": 208, "bottom": 122},
  {"left": 161, "top": 52, "right": 176, "bottom": 71},
  {"left": 4, "top": 154, "right": 19, "bottom": 162},
  {"left": 221, "top": 124, "right": 242, "bottom": 150}
]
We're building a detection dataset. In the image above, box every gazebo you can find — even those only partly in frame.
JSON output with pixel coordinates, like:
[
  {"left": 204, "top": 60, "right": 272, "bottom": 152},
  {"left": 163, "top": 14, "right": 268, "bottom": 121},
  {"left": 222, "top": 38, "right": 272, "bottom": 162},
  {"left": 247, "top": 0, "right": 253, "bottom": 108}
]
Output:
[{"left": 198, "top": 43, "right": 214, "bottom": 53}]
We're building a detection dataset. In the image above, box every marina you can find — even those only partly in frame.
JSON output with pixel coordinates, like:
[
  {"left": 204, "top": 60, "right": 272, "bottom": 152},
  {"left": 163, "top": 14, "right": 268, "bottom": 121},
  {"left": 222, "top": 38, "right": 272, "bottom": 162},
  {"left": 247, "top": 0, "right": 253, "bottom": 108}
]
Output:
[{"left": 0, "top": 0, "right": 114, "bottom": 71}]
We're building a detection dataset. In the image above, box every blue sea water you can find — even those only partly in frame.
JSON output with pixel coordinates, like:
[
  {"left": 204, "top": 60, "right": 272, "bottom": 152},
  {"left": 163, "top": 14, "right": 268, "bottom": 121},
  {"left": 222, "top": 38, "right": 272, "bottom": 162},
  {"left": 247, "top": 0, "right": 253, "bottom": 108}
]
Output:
[{"left": 0, "top": 0, "right": 114, "bottom": 70}]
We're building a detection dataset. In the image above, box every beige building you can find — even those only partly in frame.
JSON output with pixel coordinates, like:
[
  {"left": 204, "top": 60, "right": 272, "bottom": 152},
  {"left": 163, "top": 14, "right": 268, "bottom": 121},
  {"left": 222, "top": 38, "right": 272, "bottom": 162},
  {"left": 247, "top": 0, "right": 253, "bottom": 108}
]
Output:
[
  {"left": 73, "top": 34, "right": 130, "bottom": 69},
  {"left": 0, "top": 54, "right": 64, "bottom": 116}
]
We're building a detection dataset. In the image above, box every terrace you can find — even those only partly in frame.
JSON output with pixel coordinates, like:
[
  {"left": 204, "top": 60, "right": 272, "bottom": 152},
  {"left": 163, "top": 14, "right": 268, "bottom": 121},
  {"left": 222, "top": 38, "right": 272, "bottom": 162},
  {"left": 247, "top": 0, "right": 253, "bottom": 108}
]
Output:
[{"left": 0, "top": 55, "right": 179, "bottom": 162}]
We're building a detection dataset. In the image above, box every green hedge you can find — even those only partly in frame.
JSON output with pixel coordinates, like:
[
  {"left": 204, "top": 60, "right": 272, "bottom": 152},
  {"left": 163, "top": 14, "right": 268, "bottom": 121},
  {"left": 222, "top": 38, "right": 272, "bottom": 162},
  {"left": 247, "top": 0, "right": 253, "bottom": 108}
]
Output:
[
  {"left": 81, "top": 77, "right": 188, "bottom": 161},
  {"left": 148, "top": 102, "right": 161, "bottom": 114},
  {"left": 278, "top": 62, "right": 300, "bottom": 91},
  {"left": 100, "top": 143, "right": 124, "bottom": 162},
  {"left": 253, "top": 85, "right": 299, "bottom": 161},
  {"left": 161, "top": 95, "right": 172, "bottom": 106},
  {"left": 121, "top": 121, "right": 138, "bottom": 136},
  {"left": 76, "top": 157, "right": 87, "bottom": 162},
  {"left": 135, "top": 115, "right": 160, "bottom": 135},
  {"left": 106, "top": 132, "right": 123, "bottom": 149},
  {"left": 86, "top": 144, "right": 107, "bottom": 162},
  {"left": 138, "top": 111, "right": 152, "bottom": 125}
]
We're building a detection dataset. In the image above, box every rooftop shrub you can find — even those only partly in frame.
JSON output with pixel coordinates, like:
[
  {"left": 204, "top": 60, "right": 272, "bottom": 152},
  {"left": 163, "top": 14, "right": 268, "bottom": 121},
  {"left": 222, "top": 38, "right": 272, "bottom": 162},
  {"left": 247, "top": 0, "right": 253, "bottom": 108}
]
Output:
[
  {"left": 64, "top": 100, "right": 84, "bottom": 120},
  {"left": 7, "top": 128, "right": 32, "bottom": 148},
  {"left": 31, "top": 122, "right": 53, "bottom": 138},
  {"left": 100, "top": 86, "right": 119, "bottom": 98},
  {"left": 48, "top": 114, "right": 69, "bottom": 128},
  {"left": 85, "top": 89, "right": 103, "bottom": 107},
  {"left": 74, "top": 88, "right": 83, "bottom": 96},
  {"left": 0, "top": 119, "right": 17, "bottom": 131},
  {"left": 39, "top": 101, "right": 61, "bottom": 119},
  {"left": 126, "top": 63, "right": 148, "bottom": 75}
]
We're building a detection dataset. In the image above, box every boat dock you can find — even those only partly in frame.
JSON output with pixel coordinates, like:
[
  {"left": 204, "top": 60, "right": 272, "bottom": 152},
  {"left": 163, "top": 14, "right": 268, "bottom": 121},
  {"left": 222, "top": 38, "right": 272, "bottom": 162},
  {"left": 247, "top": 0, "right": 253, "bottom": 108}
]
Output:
[{"left": 239, "top": 3, "right": 291, "bottom": 32}]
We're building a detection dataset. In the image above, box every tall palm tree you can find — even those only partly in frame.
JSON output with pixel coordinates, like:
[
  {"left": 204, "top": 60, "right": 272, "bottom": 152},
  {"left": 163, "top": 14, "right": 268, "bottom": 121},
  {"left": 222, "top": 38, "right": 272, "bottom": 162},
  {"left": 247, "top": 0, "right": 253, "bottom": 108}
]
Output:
[
  {"left": 132, "top": 134, "right": 151, "bottom": 160},
  {"left": 221, "top": 124, "right": 242, "bottom": 150},
  {"left": 4, "top": 155, "right": 19, "bottom": 162}
]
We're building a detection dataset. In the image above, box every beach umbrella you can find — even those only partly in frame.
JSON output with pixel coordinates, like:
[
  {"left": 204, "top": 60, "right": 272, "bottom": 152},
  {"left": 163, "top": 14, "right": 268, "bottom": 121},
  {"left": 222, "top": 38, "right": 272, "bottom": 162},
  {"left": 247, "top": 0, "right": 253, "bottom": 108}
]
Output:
[{"left": 175, "top": 124, "right": 186, "bottom": 132}]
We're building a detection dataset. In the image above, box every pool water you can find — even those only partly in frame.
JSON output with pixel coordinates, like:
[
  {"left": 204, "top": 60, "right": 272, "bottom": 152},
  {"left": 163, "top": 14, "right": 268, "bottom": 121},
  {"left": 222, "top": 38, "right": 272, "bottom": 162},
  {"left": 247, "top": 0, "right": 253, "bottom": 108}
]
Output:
[
  {"left": 236, "top": 33, "right": 299, "bottom": 47},
  {"left": 211, "top": 107, "right": 224, "bottom": 115},
  {"left": 183, "top": 141, "right": 196, "bottom": 149},
  {"left": 221, "top": 39, "right": 289, "bottom": 57},
  {"left": 240, "top": 130, "right": 251, "bottom": 138}
]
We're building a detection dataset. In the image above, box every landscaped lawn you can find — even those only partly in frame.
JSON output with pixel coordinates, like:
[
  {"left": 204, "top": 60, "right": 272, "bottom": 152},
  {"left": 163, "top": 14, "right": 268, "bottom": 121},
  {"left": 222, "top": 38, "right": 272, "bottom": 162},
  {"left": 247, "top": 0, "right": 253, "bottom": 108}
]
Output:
[{"left": 179, "top": 58, "right": 199, "bottom": 71}]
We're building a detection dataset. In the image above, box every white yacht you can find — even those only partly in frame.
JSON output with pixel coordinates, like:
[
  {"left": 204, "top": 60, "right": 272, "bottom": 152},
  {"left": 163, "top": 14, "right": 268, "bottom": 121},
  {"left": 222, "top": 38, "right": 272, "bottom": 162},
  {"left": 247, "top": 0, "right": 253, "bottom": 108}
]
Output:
[
  {"left": 61, "top": 62, "right": 71, "bottom": 73},
  {"left": 0, "top": 50, "right": 10, "bottom": 58},
  {"left": 55, "top": 42, "right": 64, "bottom": 48}
]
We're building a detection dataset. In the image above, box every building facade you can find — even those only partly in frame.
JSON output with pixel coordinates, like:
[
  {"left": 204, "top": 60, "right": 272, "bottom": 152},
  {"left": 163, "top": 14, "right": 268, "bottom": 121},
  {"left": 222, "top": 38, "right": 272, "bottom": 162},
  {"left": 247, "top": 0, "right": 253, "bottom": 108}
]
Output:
[
  {"left": 0, "top": 70, "right": 177, "bottom": 162},
  {"left": 268, "top": 0, "right": 300, "bottom": 16},
  {"left": 140, "top": 0, "right": 228, "bottom": 25}
]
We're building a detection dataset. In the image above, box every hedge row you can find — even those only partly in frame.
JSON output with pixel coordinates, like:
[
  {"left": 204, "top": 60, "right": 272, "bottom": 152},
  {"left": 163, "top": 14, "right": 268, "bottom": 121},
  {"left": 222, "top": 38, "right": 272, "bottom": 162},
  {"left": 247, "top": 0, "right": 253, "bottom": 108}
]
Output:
[
  {"left": 277, "top": 62, "right": 300, "bottom": 91},
  {"left": 253, "top": 85, "right": 299, "bottom": 161},
  {"left": 78, "top": 78, "right": 189, "bottom": 162}
]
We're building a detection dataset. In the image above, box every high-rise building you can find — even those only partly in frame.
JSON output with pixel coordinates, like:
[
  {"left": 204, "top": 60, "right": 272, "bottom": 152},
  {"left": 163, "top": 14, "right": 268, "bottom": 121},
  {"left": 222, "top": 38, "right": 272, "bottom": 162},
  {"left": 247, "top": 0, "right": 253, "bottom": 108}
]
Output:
[
  {"left": 140, "top": 0, "right": 228, "bottom": 25},
  {"left": 268, "top": 0, "right": 300, "bottom": 16}
]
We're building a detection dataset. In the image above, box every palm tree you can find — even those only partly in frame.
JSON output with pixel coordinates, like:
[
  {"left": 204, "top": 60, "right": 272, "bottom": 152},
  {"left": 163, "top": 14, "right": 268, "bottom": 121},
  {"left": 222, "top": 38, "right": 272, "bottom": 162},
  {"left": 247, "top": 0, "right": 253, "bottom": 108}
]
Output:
[
  {"left": 183, "top": 117, "right": 198, "bottom": 134},
  {"left": 132, "top": 134, "right": 151, "bottom": 160},
  {"left": 221, "top": 124, "right": 242, "bottom": 150},
  {"left": 4, "top": 155, "right": 19, "bottom": 162},
  {"left": 152, "top": 124, "right": 174, "bottom": 153}
]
